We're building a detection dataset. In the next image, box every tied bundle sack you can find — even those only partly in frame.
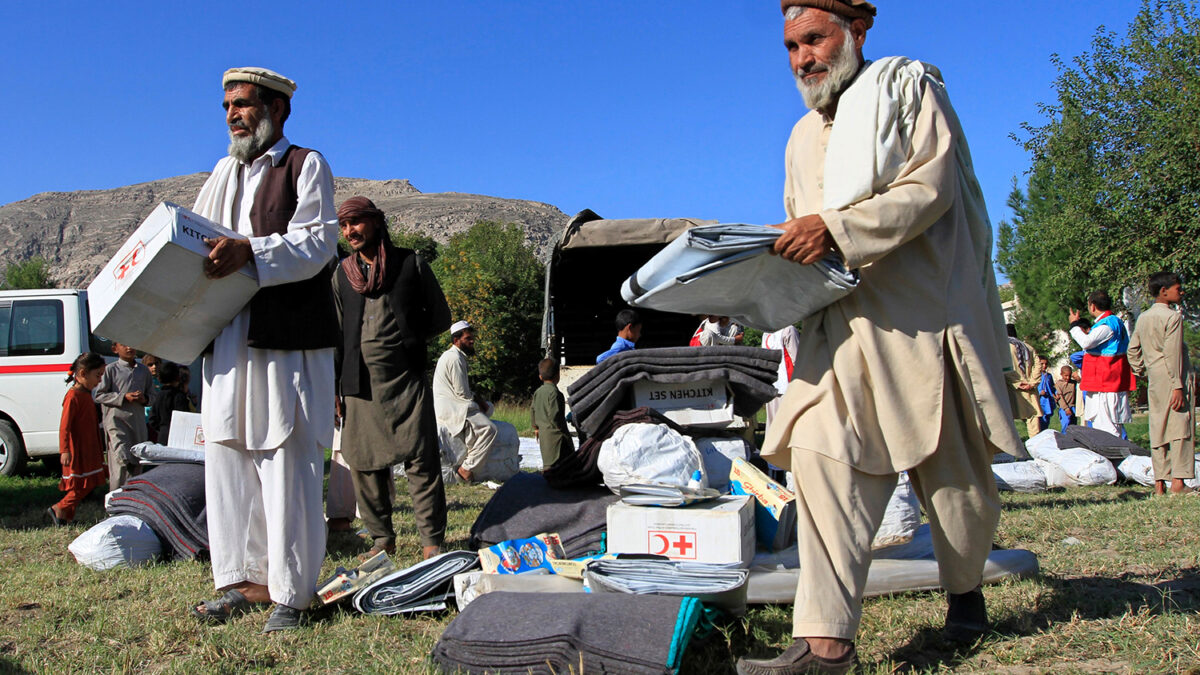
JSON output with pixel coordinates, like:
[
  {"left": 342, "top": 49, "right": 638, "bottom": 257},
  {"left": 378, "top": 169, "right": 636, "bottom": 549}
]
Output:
[
  {"left": 620, "top": 223, "right": 859, "bottom": 331},
  {"left": 68, "top": 515, "right": 162, "bottom": 571},
  {"left": 597, "top": 422, "right": 707, "bottom": 494},
  {"left": 1026, "top": 434, "right": 1118, "bottom": 488},
  {"left": 1117, "top": 455, "right": 1200, "bottom": 489},
  {"left": 438, "top": 419, "right": 521, "bottom": 484},
  {"left": 992, "top": 461, "right": 1049, "bottom": 493}
]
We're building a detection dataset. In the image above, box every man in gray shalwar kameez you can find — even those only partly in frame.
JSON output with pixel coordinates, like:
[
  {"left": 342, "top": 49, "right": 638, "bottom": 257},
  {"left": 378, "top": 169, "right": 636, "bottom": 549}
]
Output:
[
  {"left": 333, "top": 197, "right": 452, "bottom": 559},
  {"left": 93, "top": 342, "right": 153, "bottom": 491}
]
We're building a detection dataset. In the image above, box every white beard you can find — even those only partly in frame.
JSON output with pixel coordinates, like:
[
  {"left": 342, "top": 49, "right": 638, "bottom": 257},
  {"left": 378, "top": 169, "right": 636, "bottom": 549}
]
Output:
[
  {"left": 227, "top": 113, "right": 277, "bottom": 163},
  {"left": 793, "top": 28, "right": 861, "bottom": 112}
]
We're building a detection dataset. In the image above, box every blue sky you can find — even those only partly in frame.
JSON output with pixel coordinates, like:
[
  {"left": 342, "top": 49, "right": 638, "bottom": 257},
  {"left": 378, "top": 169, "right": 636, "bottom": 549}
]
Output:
[{"left": 0, "top": 2, "right": 1141, "bottom": 252}]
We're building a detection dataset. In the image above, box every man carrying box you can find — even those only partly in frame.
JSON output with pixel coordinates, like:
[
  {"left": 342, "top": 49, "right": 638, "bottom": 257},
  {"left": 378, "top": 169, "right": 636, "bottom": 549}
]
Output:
[
  {"left": 187, "top": 66, "right": 338, "bottom": 633},
  {"left": 738, "top": 3, "right": 1024, "bottom": 673}
]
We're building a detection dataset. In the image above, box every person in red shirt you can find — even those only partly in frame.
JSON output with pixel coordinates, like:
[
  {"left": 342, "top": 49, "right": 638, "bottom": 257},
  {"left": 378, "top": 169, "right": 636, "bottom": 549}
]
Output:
[{"left": 47, "top": 353, "right": 109, "bottom": 525}]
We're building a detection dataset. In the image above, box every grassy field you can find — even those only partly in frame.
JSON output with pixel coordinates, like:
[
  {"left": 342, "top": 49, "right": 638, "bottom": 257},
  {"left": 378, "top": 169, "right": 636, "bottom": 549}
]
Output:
[{"left": 2, "top": 417, "right": 1198, "bottom": 673}]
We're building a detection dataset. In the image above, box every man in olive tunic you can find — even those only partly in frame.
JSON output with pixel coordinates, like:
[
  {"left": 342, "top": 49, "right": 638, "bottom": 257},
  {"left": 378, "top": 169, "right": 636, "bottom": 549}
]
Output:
[
  {"left": 738, "top": 2, "right": 1024, "bottom": 673},
  {"left": 333, "top": 197, "right": 451, "bottom": 559},
  {"left": 1127, "top": 272, "right": 1196, "bottom": 496}
]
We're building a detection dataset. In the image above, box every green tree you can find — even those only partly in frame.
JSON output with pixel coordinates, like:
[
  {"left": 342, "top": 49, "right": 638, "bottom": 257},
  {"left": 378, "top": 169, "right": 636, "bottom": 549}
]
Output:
[
  {"left": 431, "top": 222, "right": 543, "bottom": 398},
  {"left": 0, "top": 257, "right": 55, "bottom": 290},
  {"left": 389, "top": 221, "right": 440, "bottom": 264},
  {"left": 1002, "top": 0, "right": 1200, "bottom": 329}
]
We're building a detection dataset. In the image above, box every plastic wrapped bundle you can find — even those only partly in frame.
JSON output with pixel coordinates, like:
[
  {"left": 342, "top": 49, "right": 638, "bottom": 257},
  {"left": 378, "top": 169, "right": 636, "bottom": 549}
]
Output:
[{"left": 68, "top": 515, "right": 162, "bottom": 570}]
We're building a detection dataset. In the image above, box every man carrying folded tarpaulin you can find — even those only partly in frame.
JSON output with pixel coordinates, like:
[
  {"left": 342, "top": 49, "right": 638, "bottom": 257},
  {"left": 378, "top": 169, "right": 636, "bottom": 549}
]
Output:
[
  {"left": 737, "top": 3, "right": 1024, "bottom": 674},
  {"left": 188, "top": 66, "right": 338, "bottom": 633},
  {"left": 333, "top": 196, "right": 452, "bottom": 561}
]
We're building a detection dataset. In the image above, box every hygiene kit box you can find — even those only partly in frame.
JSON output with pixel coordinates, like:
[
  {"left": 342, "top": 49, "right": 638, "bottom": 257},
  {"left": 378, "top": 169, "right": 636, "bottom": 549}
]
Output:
[
  {"left": 87, "top": 202, "right": 259, "bottom": 364},
  {"left": 729, "top": 457, "right": 797, "bottom": 552},
  {"left": 606, "top": 495, "right": 754, "bottom": 566},
  {"left": 166, "top": 412, "right": 205, "bottom": 452},
  {"left": 631, "top": 378, "right": 735, "bottom": 428}
]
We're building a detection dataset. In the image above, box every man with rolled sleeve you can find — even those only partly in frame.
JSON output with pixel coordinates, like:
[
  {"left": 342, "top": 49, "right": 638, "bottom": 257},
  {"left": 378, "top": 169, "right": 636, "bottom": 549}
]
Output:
[
  {"left": 738, "top": 3, "right": 1023, "bottom": 673},
  {"left": 188, "top": 67, "right": 338, "bottom": 633}
]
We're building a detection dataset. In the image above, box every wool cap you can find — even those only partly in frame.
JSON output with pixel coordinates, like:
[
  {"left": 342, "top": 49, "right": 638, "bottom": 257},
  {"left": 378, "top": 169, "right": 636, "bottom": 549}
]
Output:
[
  {"left": 337, "top": 196, "right": 385, "bottom": 224},
  {"left": 450, "top": 320, "right": 472, "bottom": 335},
  {"left": 781, "top": 0, "right": 876, "bottom": 29},
  {"left": 222, "top": 67, "right": 298, "bottom": 98}
]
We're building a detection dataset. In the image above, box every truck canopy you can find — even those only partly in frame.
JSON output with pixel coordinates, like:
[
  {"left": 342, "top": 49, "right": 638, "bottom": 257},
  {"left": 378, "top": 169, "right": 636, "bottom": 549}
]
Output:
[{"left": 542, "top": 210, "right": 716, "bottom": 366}]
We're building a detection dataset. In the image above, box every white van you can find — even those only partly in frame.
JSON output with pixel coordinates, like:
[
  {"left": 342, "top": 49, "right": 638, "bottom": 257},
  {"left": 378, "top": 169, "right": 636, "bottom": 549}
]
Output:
[{"left": 0, "top": 289, "right": 111, "bottom": 475}]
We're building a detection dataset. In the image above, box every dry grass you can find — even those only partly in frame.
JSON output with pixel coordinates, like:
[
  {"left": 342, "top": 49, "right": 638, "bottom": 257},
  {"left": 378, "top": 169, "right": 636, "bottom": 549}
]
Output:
[{"left": 2, "top": 421, "right": 1199, "bottom": 673}]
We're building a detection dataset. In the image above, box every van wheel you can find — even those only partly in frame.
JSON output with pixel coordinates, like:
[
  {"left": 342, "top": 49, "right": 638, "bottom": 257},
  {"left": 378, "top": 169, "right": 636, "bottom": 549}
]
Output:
[{"left": 0, "top": 420, "right": 28, "bottom": 477}]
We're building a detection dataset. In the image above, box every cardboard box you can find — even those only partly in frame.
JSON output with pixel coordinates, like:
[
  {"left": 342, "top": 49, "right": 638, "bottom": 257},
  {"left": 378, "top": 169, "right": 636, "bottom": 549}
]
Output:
[
  {"left": 87, "top": 202, "right": 258, "bottom": 364},
  {"left": 729, "top": 457, "right": 797, "bottom": 552},
  {"left": 631, "top": 378, "right": 735, "bottom": 427},
  {"left": 166, "top": 411, "right": 205, "bottom": 452},
  {"left": 606, "top": 495, "right": 754, "bottom": 566}
]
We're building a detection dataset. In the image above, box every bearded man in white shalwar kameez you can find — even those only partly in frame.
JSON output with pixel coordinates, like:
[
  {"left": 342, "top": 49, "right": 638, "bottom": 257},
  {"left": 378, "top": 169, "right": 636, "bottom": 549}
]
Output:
[
  {"left": 187, "top": 66, "right": 338, "bottom": 633},
  {"left": 736, "top": 2, "right": 1025, "bottom": 673}
]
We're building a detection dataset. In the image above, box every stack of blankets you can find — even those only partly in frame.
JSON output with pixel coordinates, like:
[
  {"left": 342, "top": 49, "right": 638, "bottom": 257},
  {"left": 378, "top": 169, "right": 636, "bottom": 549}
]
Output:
[
  {"left": 566, "top": 346, "right": 781, "bottom": 437},
  {"left": 432, "top": 592, "right": 703, "bottom": 674},
  {"left": 107, "top": 463, "right": 207, "bottom": 560},
  {"left": 469, "top": 472, "right": 617, "bottom": 558}
]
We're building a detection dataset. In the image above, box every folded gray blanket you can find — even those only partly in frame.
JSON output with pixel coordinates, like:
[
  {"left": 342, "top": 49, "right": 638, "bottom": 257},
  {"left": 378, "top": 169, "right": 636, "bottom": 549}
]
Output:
[
  {"left": 107, "top": 463, "right": 207, "bottom": 560},
  {"left": 469, "top": 471, "right": 618, "bottom": 558},
  {"left": 567, "top": 347, "right": 781, "bottom": 437},
  {"left": 432, "top": 591, "right": 703, "bottom": 674},
  {"left": 1064, "top": 425, "right": 1149, "bottom": 462}
]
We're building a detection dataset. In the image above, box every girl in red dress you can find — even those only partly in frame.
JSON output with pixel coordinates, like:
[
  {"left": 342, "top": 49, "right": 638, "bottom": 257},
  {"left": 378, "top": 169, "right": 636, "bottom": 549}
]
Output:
[{"left": 47, "top": 352, "right": 109, "bottom": 526}]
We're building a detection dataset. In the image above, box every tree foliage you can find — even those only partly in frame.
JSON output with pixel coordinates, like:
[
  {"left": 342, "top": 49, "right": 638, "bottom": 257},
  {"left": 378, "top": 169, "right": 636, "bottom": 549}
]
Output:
[
  {"left": 998, "top": 0, "right": 1200, "bottom": 345},
  {"left": 389, "top": 222, "right": 440, "bottom": 265},
  {"left": 431, "top": 222, "right": 544, "bottom": 398},
  {"left": 0, "top": 257, "right": 56, "bottom": 290}
]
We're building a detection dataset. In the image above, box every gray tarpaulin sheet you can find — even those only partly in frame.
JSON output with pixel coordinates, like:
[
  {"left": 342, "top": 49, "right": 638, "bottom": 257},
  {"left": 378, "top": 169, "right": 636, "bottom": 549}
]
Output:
[
  {"left": 745, "top": 524, "right": 1040, "bottom": 603},
  {"left": 566, "top": 347, "right": 780, "bottom": 437},
  {"left": 585, "top": 558, "right": 749, "bottom": 616},
  {"left": 621, "top": 224, "right": 858, "bottom": 332},
  {"left": 353, "top": 550, "right": 479, "bottom": 615}
]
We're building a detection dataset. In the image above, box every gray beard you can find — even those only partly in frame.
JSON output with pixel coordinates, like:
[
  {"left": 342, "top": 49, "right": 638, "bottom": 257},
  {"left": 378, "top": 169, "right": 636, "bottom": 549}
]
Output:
[
  {"left": 793, "top": 29, "right": 860, "bottom": 112},
  {"left": 227, "top": 113, "right": 277, "bottom": 163}
]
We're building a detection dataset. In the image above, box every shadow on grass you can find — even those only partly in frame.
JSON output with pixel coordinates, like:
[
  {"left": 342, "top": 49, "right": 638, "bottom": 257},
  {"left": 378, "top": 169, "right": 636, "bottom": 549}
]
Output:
[
  {"left": 883, "top": 568, "right": 1200, "bottom": 672},
  {"left": 1000, "top": 488, "right": 1150, "bottom": 512}
]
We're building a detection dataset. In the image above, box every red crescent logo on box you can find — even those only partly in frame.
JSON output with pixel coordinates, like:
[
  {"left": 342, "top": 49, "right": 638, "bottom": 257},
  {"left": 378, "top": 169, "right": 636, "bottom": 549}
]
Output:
[
  {"left": 648, "top": 530, "right": 696, "bottom": 559},
  {"left": 113, "top": 242, "right": 146, "bottom": 281}
]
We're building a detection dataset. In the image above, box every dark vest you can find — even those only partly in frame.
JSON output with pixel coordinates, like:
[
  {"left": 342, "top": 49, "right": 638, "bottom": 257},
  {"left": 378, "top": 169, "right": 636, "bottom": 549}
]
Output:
[
  {"left": 336, "top": 241, "right": 449, "bottom": 397},
  {"left": 245, "top": 145, "right": 338, "bottom": 351}
]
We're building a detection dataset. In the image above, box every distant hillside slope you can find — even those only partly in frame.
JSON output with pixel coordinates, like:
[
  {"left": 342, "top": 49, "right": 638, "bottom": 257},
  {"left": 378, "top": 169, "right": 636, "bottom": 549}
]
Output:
[{"left": 0, "top": 174, "right": 568, "bottom": 288}]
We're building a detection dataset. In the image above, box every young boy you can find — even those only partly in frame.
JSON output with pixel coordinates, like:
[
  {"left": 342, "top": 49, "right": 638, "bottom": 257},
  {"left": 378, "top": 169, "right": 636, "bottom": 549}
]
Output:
[
  {"left": 531, "top": 358, "right": 575, "bottom": 468},
  {"left": 1036, "top": 356, "right": 1057, "bottom": 433},
  {"left": 92, "top": 343, "right": 153, "bottom": 491},
  {"left": 1055, "top": 366, "right": 1078, "bottom": 428},
  {"left": 1127, "top": 272, "right": 1195, "bottom": 495},
  {"left": 596, "top": 309, "right": 642, "bottom": 364},
  {"left": 148, "top": 361, "right": 194, "bottom": 441}
]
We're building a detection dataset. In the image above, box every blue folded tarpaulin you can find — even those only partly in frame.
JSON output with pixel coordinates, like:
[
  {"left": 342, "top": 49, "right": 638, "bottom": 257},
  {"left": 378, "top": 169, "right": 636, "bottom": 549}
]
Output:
[{"left": 621, "top": 224, "right": 858, "bottom": 331}]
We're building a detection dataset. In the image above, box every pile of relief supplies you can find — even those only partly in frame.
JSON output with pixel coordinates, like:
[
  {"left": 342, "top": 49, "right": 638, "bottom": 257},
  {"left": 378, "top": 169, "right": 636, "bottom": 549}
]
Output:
[{"left": 990, "top": 427, "right": 1197, "bottom": 493}]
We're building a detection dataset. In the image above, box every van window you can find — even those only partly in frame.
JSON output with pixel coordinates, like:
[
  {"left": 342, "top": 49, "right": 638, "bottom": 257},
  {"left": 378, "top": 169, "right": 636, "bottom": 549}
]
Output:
[{"left": 4, "top": 300, "right": 65, "bottom": 356}]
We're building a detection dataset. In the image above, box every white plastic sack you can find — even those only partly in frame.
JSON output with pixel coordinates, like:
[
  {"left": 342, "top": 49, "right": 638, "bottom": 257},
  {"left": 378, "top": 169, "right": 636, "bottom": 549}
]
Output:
[
  {"left": 694, "top": 437, "right": 752, "bottom": 493},
  {"left": 873, "top": 472, "right": 922, "bottom": 549},
  {"left": 1118, "top": 454, "right": 1200, "bottom": 489},
  {"left": 67, "top": 515, "right": 162, "bottom": 571},
  {"left": 437, "top": 420, "right": 521, "bottom": 485},
  {"left": 1033, "top": 447, "right": 1117, "bottom": 487},
  {"left": 1025, "top": 429, "right": 1075, "bottom": 460},
  {"left": 597, "top": 423, "right": 707, "bottom": 494},
  {"left": 992, "top": 461, "right": 1048, "bottom": 493}
]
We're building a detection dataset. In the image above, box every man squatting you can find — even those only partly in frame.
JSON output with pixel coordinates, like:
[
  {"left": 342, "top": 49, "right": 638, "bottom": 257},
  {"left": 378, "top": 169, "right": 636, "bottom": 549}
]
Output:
[
  {"left": 189, "top": 67, "right": 338, "bottom": 632},
  {"left": 334, "top": 196, "right": 452, "bottom": 560},
  {"left": 738, "top": 2, "right": 1025, "bottom": 673}
]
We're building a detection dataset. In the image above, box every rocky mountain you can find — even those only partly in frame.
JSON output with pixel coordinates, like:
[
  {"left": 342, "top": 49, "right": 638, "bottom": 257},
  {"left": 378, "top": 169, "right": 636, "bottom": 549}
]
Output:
[{"left": 0, "top": 174, "right": 568, "bottom": 288}]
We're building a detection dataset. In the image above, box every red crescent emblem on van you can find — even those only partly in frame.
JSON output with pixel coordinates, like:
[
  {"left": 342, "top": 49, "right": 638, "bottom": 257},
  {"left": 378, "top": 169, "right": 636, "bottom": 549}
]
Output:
[{"left": 113, "top": 242, "right": 146, "bottom": 281}]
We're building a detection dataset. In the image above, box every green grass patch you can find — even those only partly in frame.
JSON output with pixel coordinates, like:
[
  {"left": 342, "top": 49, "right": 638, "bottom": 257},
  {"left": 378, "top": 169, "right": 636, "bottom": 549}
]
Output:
[{"left": 2, "top": 445, "right": 1198, "bottom": 672}]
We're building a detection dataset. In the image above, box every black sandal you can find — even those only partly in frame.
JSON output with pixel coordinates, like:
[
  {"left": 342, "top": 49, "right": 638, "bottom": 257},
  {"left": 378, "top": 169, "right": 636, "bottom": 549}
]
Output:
[
  {"left": 190, "top": 589, "right": 255, "bottom": 624},
  {"left": 262, "top": 604, "right": 303, "bottom": 633}
]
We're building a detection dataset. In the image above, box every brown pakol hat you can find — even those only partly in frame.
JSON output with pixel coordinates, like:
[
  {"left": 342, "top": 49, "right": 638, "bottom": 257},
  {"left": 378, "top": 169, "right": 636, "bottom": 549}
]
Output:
[{"left": 781, "top": 0, "right": 876, "bottom": 29}]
